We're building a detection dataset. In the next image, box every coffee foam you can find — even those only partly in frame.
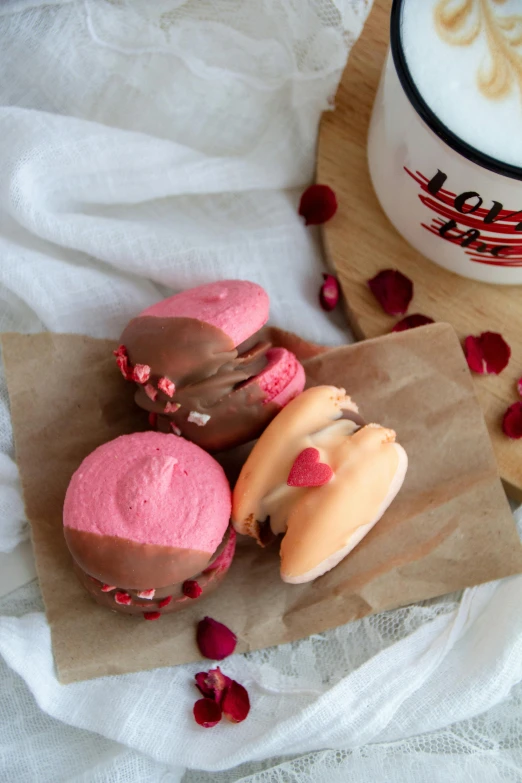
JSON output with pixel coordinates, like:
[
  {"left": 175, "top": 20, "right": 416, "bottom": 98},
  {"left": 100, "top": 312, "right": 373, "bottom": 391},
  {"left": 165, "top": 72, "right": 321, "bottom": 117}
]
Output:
[{"left": 401, "top": 0, "right": 522, "bottom": 170}]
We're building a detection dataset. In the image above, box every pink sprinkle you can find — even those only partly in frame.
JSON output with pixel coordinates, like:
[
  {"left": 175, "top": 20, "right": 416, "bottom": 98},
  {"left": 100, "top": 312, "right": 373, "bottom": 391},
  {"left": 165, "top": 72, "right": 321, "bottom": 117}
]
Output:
[
  {"left": 170, "top": 423, "right": 182, "bottom": 436},
  {"left": 101, "top": 584, "right": 116, "bottom": 593},
  {"left": 137, "top": 589, "right": 155, "bottom": 600},
  {"left": 113, "top": 345, "right": 127, "bottom": 359},
  {"left": 164, "top": 401, "right": 181, "bottom": 414},
  {"left": 158, "top": 377, "right": 175, "bottom": 397},
  {"left": 133, "top": 364, "right": 151, "bottom": 384},
  {"left": 116, "top": 354, "right": 134, "bottom": 382},
  {"left": 518, "top": 378, "right": 522, "bottom": 398},
  {"left": 158, "top": 596, "right": 172, "bottom": 608},
  {"left": 114, "top": 591, "right": 132, "bottom": 606},
  {"left": 144, "top": 384, "right": 158, "bottom": 401},
  {"left": 183, "top": 580, "right": 203, "bottom": 599},
  {"left": 143, "top": 611, "right": 161, "bottom": 621}
]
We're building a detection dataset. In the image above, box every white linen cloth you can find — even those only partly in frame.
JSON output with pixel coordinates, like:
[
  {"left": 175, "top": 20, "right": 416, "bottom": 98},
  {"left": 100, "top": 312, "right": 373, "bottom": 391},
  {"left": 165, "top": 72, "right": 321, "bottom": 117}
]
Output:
[{"left": 0, "top": 1, "right": 521, "bottom": 781}]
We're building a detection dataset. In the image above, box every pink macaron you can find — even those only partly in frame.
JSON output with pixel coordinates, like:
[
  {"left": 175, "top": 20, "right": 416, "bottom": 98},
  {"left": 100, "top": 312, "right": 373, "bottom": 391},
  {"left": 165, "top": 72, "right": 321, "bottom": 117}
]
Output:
[
  {"left": 115, "top": 280, "right": 306, "bottom": 452},
  {"left": 63, "top": 431, "right": 235, "bottom": 618}
]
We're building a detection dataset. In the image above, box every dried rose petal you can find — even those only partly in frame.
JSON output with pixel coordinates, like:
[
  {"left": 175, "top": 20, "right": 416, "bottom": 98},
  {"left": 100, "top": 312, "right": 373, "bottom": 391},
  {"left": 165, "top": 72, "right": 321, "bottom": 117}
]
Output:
[
  {"left": 319, "top": 274, "right": 340, "bottom": 312},
  {"left": 137, "top": 589, "right": 155, "bottom": 600},
  {"left": 164, "top": 401, "right": 181, "bottom": 414},
  {"left": 222, "top": 680, "right": 250, "bottom": 723},
  {"left": 133, "top": 364, "right": 151, "bottom": 384},
  {"left": 158, "top": 596, "right": 172, "bottom": 608},
  {"left": 114, "top": 591, "right": 132, "bottom": 606},
  {"left": 195, "top": 667, "right": 231, "bottom": 704},
  {"left": 195, "top": 672, "right": 214, "bottom": 698},
  {"left": 158, "top": 377, "right": 175, "bottom": 397},
  {"left": 298, "top": 184, "right": 338, "bottom": 226},
  {"left": 193, "top": 698, "right": 222, "bottom": 728},
  {"left": 101, "top": 584, "right": 116, "bottom": 593},
  {"left": 502, "top": 402, "right": 522, "bottom": 439},
  {"left": 464, "top": 332, "right": 511, "bottom": 375},
  {"left": 392, "top": 314, "right": 435, "bottom": 332},
  {"left": 183, "top": 580, "right": 203, "bottom": 599},
  {"left": 197, "top": 616, "right": 237, "bottom": 660},
  {"left": 207, "top": 668, "right": 231, "bottom": 702},
  {"left": 464, "top": 337, "right": 484, "bottom": 373},
  {"left": 368, "top": 269, "right": 413, "bottom": 316},
  {"left": 148, "top": 412, "right": 157, "bottom": 429},
  {"left": 143, "top": 611, "right": 162, "bottom": 621}
]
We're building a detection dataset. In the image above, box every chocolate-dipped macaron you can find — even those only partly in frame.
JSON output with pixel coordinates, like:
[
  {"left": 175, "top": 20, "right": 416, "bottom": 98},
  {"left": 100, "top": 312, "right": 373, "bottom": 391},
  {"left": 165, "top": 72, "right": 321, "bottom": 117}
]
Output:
[
  {"left": 63, "top": 432, "right": 235, "bottom": 618},
  {"left": 115, "top": 280, "right": 305, "bottom": 452},
  {"left": 232, "top": 386, "right": 408, "bottom": 584}
]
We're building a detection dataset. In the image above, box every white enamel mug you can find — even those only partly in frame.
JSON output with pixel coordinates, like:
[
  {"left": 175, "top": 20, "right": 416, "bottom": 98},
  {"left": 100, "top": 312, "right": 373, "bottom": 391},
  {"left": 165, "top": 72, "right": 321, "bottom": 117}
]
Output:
[{"left": 367, "top": 0, "right": 522, "bottom": 284}]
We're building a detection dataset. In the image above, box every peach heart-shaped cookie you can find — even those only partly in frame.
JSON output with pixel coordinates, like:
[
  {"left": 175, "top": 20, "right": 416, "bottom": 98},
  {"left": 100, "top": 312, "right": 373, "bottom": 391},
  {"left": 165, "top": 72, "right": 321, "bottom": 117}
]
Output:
[{"left": 287, "top": 448, "right": 333, "bottom": 488}]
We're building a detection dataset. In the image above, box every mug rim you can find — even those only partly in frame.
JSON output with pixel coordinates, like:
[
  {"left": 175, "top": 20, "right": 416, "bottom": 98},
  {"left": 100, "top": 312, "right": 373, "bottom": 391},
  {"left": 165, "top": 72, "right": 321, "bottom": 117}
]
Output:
[{"left": 390, "top": 0, "right": 522, "bottom": 183}]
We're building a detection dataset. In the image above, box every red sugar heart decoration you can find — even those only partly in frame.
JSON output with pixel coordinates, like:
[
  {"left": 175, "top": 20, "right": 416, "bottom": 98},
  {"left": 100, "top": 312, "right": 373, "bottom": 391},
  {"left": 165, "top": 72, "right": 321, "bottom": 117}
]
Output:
[{"left": 287, "top": 448, "right": 333, "bottom": 488}]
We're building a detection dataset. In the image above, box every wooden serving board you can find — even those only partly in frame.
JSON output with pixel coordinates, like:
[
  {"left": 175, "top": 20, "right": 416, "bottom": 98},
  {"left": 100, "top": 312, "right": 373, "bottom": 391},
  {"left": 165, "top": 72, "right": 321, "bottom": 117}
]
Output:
[{"left": 317, "top": 0, "right": 522, "bottom": 501}]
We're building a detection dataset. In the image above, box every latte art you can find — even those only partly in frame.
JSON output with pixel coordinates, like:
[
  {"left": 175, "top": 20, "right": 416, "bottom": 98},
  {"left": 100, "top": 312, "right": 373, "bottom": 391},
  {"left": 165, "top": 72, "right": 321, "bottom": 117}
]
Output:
[
  {"left": 401, "top": 0, "right": 522, "bottom": 167},
  {"left": 435, "top": 0, "right": 522, "bottom": 103}
]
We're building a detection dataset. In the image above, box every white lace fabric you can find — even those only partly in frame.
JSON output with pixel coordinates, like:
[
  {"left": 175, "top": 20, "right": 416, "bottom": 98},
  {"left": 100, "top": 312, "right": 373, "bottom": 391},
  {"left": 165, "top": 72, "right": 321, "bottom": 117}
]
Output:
[{"left": 0, "top": 1, "right": 521, "bottom": 781}]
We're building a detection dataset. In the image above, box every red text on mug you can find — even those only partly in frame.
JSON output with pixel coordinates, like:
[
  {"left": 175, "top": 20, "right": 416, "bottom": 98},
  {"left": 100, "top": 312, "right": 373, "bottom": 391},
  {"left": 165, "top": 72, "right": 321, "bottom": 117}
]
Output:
[{"left": 405, "top": 168, "right": 522, "bottom": 267}]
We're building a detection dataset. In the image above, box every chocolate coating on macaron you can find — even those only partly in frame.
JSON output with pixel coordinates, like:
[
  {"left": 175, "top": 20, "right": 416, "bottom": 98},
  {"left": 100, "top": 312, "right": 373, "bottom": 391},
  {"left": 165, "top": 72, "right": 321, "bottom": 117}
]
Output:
[
  {"left": 121, "top": 316, "right": 281, "bottom": 451},
  {"left": 117, "top": 280, "right": 306, "bottom": 452},
  {"left": 121, "top": 316, "right": 240, "bottom": 389},
  {"left": 65, "top": 518, "right": 232, "bottom": 590},
  {"left": 74, "top": 526, "right": 236, "bottom": 616},
  {"left": 65, "top": 528, "right": 212, "bottom": 589}
]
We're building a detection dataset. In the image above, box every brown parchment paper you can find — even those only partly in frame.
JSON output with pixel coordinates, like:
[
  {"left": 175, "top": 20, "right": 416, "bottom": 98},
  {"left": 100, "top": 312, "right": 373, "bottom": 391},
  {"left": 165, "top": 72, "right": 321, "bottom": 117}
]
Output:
[{"left": 2, "top": 323, "right": 522, "bottom": 684}]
